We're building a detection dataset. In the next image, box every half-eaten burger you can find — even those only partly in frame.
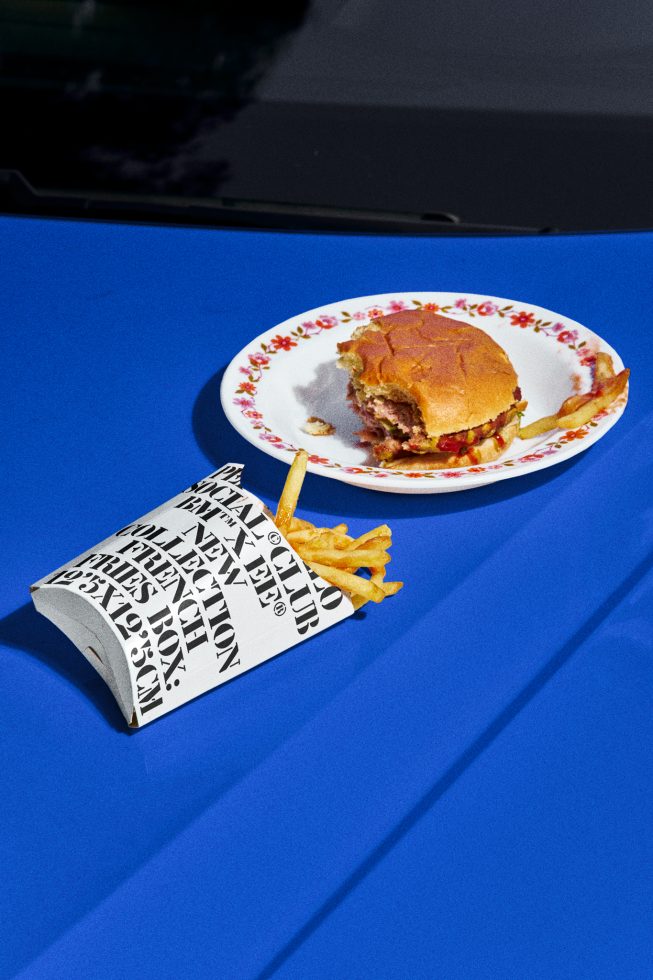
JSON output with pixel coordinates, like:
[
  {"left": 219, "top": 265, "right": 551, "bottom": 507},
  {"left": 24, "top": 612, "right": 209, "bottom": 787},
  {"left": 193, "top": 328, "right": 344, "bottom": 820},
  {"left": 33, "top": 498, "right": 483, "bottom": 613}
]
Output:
[{"left": 337, "top": 309, "right": 526, "bottom": 469}]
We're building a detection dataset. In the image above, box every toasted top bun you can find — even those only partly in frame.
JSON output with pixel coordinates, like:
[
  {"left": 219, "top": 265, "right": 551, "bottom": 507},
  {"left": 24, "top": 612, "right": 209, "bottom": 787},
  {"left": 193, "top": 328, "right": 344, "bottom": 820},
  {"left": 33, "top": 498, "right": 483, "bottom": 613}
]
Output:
[{"left": 337, "top": 309, "right": 519, "bottom": 437}]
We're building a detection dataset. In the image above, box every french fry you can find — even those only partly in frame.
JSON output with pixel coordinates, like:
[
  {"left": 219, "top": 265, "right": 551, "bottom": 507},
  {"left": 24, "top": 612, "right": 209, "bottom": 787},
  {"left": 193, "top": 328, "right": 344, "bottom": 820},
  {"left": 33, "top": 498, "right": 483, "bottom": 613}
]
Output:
[
  {"left": 357, "top": 535, "right": 392, "bottom": 552},
  {"left": 518, "top": 415, "right": 559, "bottom": 439},
  {"left": 321, "top": 531, "right": 355, "bottom": 549},
  {"left": 518, "top": 366, "right": 629, "bottom": 440},
  {"left": 380, "top": 580, "right": 403, "bottom": 596},
  {"left": 594, "top": 351, "right": 615, "bottom": 381},
  {"left": 333, "top": 534, "right": 355, "bottom": 549},
  {"left": 275, "top": 450, "right": 308, "bottom": 532},
  {"left": 289, "top": 532, "right": 351, "bottom": 547},
  {"left": 305, "top": 561, "right": 386, "bottom": 603},
  {"left": 300, "top": 547, "right": 390, "bottom": 569},
  {"left": 350, "top": 524, "right": 391, "bottom": 547},
  {"left": 274, "top": 450, "right": 403, "bottom": 610},
  {"left": 288, "top": 516, "right": 313, "bottom": 531},
  {"left": 558, "top": 392, "right": 594, "bottom": 417},
  {"left": 350, "top": 536, "right": 392, "bottom": 555},
  {"left": 286, "top": 528, "right": 322, "bottom": 544},
  {"left": 350, "top": 595, "right": 369, "bottom": 611},
  {"left": 288, "top": 531, "right": 355, "bottom": 553},
  {"left": 557, "top": 368, "right": 629, "bottom": 428},
  {"left": 352, "top": 576, "right": 403, "bottom": 610},
  {"left": 354, "top": 565, "right": 389, "bottom": 613}
]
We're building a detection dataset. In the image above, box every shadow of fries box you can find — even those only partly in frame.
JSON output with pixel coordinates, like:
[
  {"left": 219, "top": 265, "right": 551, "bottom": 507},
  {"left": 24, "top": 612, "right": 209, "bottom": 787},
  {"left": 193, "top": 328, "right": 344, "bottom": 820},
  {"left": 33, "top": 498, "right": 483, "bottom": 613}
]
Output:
[{"left": 30, "top": 464, "right": 354, "bottom": 727}]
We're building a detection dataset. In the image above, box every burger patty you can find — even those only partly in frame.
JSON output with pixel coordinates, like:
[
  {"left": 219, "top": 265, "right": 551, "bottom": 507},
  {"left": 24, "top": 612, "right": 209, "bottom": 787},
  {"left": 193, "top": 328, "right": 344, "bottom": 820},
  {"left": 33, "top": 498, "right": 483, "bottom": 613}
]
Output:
[{"left": 348, "top": 383, "right": 523, "bottom": 462}]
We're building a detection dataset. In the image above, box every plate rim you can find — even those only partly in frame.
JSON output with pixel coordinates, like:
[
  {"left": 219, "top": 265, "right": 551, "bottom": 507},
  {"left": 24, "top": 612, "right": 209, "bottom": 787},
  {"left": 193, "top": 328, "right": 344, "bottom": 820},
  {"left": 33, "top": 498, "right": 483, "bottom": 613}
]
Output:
[{"left": 220, "top": 291, "right": 628, "bottom": 494}]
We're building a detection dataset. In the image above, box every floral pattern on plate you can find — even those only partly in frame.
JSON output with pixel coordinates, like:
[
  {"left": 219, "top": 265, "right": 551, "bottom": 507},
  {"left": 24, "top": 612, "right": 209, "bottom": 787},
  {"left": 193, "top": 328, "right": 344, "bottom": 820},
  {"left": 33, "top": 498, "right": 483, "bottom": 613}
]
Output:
[{"left": 224, "top": 294, "right": 626, "bottom": 488}]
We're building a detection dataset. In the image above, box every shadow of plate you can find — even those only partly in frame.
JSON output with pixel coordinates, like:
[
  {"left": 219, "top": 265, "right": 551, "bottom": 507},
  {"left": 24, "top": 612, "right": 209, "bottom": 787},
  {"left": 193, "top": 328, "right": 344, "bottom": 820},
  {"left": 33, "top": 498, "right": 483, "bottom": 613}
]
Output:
[{"left": 193, "top": 367, "right": 586, "bottom": 520}]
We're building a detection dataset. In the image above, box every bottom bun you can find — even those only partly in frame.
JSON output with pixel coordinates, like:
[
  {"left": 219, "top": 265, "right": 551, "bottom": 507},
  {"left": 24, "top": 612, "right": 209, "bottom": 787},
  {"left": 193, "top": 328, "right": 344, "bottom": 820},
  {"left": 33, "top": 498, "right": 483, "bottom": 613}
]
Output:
[{"left": 382, "top": 417, "right": 520, "bottom": 471}]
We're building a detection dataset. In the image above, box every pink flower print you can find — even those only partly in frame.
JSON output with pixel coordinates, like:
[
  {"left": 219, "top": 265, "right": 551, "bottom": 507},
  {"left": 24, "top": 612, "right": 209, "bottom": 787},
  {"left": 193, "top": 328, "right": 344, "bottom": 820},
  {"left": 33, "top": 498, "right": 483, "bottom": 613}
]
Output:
[
  {"left": 552, "top": 322, "right": 566, "bottom": 333},
  {"left": 261, "top": 432, "right": 283, "bottom": 443},
  {"left": 308, "top": 454, "right": 330, "bottom": 464},
  {"left": 245, "top": 409, "right": 262, "bottom": 419},
  {"left": 557, "top": 330, "right": 576, "bottom": 344},
  {"left": 352, "top": 311, "right": 367, "bottom": 320},
  {"left": 301, "top": 321, "right": 316, "bottom": 331},
  {"left": 520, "top": 453, "right": 545, "bottom": 462},
  {"left": 233, "top": 396, "right": 254, "bottom": 409},
  {"left": 477, "top": 301, "right": 498, "bottom": 316},
  {"left": 249, "top": 352, "right": 270, "bottom": 366},
  {"left": 442, "top": 470, "right": 463, "bottom": 478},
  {"left": 387, "top": 300, "right": 407, "bottom": 312},
  {"left": 240, "top": 366, "right": 252, "bottom": 375},
  {"left": 366, "top": 307, "right": 384, "bottom": 318},
  {"left": 271, "top": 334, "right": 297, "bottom": 351},
  {"left": 315, "top": 315, "right": 338, "bottom": 328},
  {"left": 343, "top": 466, "right": 366, "bottom": 474},
  {"left": 454, "top": 298, "right": 468, "bottom": 309}
]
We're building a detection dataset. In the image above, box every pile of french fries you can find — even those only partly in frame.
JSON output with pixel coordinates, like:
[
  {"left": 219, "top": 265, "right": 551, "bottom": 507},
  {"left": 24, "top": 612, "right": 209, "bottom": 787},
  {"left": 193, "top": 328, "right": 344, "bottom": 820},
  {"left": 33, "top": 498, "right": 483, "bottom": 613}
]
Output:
[
  {"left": 274, "top": 450, "right": 403, "bottom": 610},
  {"left": 519, "top": 352, "right": 630, "bottom": 440}
]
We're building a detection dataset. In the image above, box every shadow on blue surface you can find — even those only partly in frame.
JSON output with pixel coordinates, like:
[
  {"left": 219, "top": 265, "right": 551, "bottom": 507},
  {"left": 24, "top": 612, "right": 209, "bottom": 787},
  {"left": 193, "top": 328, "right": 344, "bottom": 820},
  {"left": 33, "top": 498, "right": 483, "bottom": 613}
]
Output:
[
  {"left": 0, "top": 599, "right": 371, "bottom": 739},
  {"left": 0, "top": 603, "right": 127, "bottom": 733},
  {"left": 193, "top": 368, "right": 584, "bottom": 518}
]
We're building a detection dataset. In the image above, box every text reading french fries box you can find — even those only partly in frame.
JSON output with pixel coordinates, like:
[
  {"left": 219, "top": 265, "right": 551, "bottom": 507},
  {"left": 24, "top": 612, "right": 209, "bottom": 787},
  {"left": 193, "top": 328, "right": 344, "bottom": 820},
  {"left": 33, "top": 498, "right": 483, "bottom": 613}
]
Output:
[{"left": 30, "top": 464, "right": 354, "bottom": 727}]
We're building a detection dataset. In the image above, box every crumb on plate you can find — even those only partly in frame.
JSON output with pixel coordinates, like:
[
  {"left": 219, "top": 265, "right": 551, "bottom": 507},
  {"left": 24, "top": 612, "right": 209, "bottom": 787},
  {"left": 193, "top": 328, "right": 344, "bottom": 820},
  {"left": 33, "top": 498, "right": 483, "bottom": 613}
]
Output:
[{"left": 302, "top": 416, "right": 336, "bottom": 436}]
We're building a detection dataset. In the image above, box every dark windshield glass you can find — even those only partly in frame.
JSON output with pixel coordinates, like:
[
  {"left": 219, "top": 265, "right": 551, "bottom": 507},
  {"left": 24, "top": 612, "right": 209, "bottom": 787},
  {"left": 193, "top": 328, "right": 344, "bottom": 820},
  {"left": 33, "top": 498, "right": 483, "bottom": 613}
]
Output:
[{"left": 1, "top": 0, "right": 651, "bottom": 231}]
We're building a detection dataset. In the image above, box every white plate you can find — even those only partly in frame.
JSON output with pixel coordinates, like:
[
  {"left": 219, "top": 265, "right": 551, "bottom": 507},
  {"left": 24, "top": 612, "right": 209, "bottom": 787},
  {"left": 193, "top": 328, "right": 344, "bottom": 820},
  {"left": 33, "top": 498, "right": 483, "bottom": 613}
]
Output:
[{"left": 220, "top": 292, "right": 628, "bottom": 494}]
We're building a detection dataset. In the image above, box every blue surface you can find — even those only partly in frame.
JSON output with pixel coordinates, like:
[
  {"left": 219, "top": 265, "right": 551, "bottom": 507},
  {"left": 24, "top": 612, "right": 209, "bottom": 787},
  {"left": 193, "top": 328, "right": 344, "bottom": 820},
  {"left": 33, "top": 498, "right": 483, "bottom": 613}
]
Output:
[{"left": 1, "top": 217, "right": 651, "bottom": 979}]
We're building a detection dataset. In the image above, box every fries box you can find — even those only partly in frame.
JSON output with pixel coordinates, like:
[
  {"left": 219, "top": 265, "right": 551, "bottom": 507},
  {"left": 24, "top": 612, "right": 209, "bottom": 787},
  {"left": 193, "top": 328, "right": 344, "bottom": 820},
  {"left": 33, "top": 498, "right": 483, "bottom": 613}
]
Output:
[{"left": 30, "top": 464, "right": 355, "bottom": 727}]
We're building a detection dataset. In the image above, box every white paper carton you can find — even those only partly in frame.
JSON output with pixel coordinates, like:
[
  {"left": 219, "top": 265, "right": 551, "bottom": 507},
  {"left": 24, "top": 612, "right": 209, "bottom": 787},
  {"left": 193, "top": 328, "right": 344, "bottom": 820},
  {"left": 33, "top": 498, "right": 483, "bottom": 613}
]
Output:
[{"left": 31, "top": 464, "right": 354, "bottom": 726}]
